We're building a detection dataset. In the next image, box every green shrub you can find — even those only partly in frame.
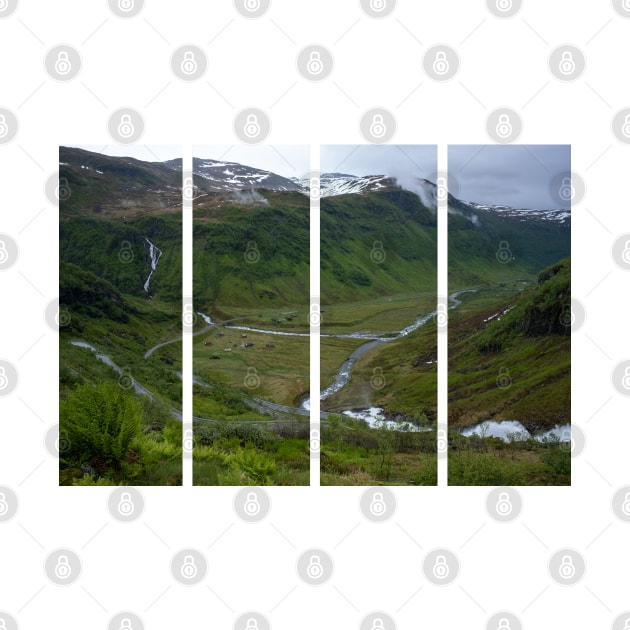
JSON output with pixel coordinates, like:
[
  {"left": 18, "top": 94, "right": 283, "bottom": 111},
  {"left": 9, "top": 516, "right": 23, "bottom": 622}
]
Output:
[{"left": 60, "top": 381, "right": 142, "bottom": 467}]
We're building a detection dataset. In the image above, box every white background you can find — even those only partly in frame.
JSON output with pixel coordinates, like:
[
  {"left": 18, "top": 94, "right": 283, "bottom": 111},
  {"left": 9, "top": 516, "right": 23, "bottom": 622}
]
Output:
[{"left": 1, "top": 0, "right": 629, "bottom": 628}]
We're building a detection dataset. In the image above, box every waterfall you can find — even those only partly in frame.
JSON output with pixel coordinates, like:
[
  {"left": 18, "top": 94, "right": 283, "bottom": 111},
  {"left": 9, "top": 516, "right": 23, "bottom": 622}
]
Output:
[{"left": 143, "top": 237, "right": 163, "bottom": 293}]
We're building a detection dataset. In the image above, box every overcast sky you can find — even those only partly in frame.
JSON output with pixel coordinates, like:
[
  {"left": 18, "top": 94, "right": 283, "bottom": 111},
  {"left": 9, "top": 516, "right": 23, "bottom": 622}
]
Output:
[
  {"left": 321, "top": 145, "right": 437, "bottom": 183},
  {"left": 449, "top": 145, "right": 571, "bottom": 209}
]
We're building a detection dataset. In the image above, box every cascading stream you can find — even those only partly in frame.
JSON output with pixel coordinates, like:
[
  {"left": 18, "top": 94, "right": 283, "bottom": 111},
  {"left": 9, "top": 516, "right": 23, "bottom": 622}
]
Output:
[{"left": 143, "top": 237, "right": 163, "bottom": 293}]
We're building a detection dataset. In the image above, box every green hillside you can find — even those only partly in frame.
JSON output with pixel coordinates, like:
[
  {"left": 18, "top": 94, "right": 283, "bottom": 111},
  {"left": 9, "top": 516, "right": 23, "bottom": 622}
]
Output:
[
  {"left": 449, "top": 257, "right": 570, "bottom": 431},
  {"left": 321, "top": 190, "right": 437, "bottom": 304},
  {"left": 193, "top": 190, "right": 309, "bottom": 314},
  {"left": 448, "top": 202, "right": 570, "bottom": 286}
]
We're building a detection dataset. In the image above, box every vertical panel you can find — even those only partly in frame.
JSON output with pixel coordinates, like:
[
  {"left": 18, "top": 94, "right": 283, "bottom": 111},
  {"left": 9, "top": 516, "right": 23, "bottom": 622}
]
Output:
[
  {"left": 59, "top": 145, "right": 183, "bottom": 486},
  {"left": 319, "top": 145, "right": 438, "bottom": 487},
  {"left": 191, "top": 145, "right": 310, "bottom": 486},
  {"left": 447, "top": 144, "right": 571, "bottom": 486}
]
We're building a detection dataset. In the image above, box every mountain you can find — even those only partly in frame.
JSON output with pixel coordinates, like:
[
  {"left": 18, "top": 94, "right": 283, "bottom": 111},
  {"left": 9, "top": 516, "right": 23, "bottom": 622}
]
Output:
[
  {"left": 59, "top": 147, "right": 182, "bottom": 217},
  {"left": 449, "top": 258, "right": 571, "bottom": 431},
  {"left": 193, "top": 190, "right": 309, "bottom": 312},
  {"left": 317, "top": 173, "right": 396, "bottom": 197},
  {"left": 446, "top": 187, "right": 571, "bottom": 285},
  {"left": 193, "top": 158, "right": 303, "bottom": 193},
  {"left": 321, "top": 189, "right": 437, "bottom": 303}
]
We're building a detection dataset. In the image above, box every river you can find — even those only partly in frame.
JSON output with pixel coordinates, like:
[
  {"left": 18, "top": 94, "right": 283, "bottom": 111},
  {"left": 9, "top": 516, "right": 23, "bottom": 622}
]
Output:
[{"left": 301, "top": 289, "right": 476, "bottom": 413}]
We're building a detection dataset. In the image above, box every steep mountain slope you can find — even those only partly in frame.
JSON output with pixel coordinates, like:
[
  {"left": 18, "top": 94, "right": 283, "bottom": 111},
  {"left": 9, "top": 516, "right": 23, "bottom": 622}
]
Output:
[
  {"left": 193, "top": 190, "right": 309, "bottom": 313},
  {"left": 60, "top": 147, "right": 182, "bottom": 217},
  {"left": 321, "top": 189, "right": 438, "bottom": 304},
  {"left": 448, "top": 192, "right": 571, "bottom": 286},
  {"left": 448, "top": 258, "right": 571, "bottom": 431},
  {"left": 193, "top": 158, "right": 302, "bottom": 193}
]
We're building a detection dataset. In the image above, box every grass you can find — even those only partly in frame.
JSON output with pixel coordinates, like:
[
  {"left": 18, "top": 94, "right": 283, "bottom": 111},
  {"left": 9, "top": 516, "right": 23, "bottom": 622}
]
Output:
[
  {"left": 192, "top": 419, "right": 309, "bottom": 486},
  {"left": 321, "top": 416, "right": 437, "bottom": 486},
  {"left": 448, "top": 260, "right": 571, "bottom": 433},
  {"left": 447, "top": 432, "right": 570, "bottom": 486},
  {"left": 193, "top": 322, "right": 309, "bottom": 408}
]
